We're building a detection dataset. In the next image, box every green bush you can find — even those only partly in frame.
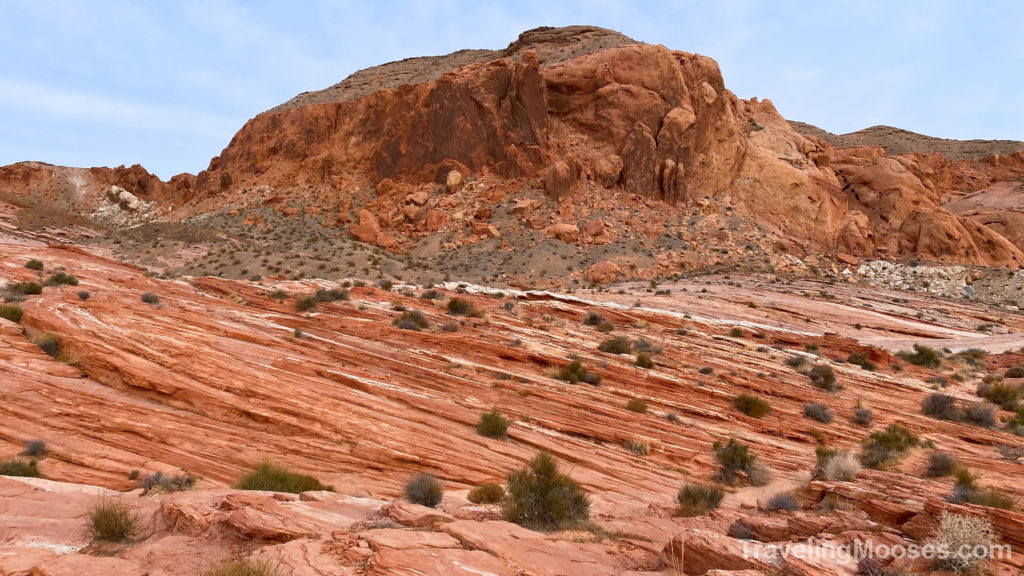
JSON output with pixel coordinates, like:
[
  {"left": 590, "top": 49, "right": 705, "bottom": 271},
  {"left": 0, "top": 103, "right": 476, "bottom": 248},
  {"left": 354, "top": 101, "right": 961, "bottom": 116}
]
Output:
[
  {"left": 598, "top": 336, "right": 631, "bottom": 354},
  {"left": 33, "top": 332, "right": 61, "bottom": 358},
  {"left": 554, "top": 360, "right": 601, "bottom": 385},
  {"left": 234, "top": 461, "right": 331, "bottom": 493},
  {"left": 88, "top": 497, "right": 139, "bottom": 541},
  {"left": 582, "top": 311, "right": 605, "bottom": 326},
  {"left": 765, "top": 492, "right": 799, "bottom": 511},
  {"left": 626, "top": 397, "right": 647, "bottom": 413},
  {"left": 139, "top": 470, "right": 197, "bottom": 494},
  {"left": 294, "top": 296, "right": 317, "bottom": 312},
  {"left": 729, "top": 327, "right": 745, "bottom": 338},
  {"left": 0, "top": 304, "right": 24, "bottom": 323},
  {"left": 698, "top": 366, "right": 714, "bottom": 375},
  {"left": 446, "top": 298, "right": 480, "bottom": 317},
  {"left": 393, "top": 310, "right": 429, "bottom": 331},
  {"left": 951, "top": 468, "right": 1015, "bottom": 510},
  {"left": 733, "top": 393, "right": 772, "bottom": 418},
  {"left": 504, "top": 451, "right": 589, "bottom": 530},
  {"left": 25, "top": 259, "right": 44, "bottom": 271},
  {"left": 77, "top": 290, "right": 91, "bottom": 301},
  {"left": 477, "top": 408, "right": 510, "bottom": 439},
  {"left": 979, "top": 382, "right": 1022, "bottom": 410},
  {"left": 201, "top": 558, "right": 286, "bottom": 576},
  {"left": 624, "top": 439, "right": 650, "bottom": 456},
  {"left": 8, "top": 281, "right": 42, "bottom": 295},
  {"left": 0, "top": 458, "right": 40, "bottom": 477},
  {"left": 467, "top": 483, "right": 505, "bottom": 504},
  {"left": 1006, "top": 366, "right": 1024, "bottom": 378},
  {"left": 899, "top": 344, "right": 942, "bottom": 368},
  {"left": 635, "top": 352, "right": 654, "bottom": 369},
  {"left": 807, "top": 364, "right": 838, "bottom": 393},
  {"left": 860, "top": 424, "right": 918, "bottom": 469},
  {"left": 420, "top": 289, "right": 442, "bottom": 300},
  {"left": 921, "top": 393, "right": 960, "bottom": 421},
  {"left": 847, "top": 351, "right": 876, "bottom": 371},
  {"left": 676, "top": 483, "right": 724, "bottom": 517},
  {"left": 404, "top": 473, "right": 443, "bottom": 507},
  {"left": 314, "top": 288, "right": 350, "bottom": 302},
  {"left": 43, "top": 272, "right": 78, "bottom": 286},
  {"left": 713, "top": 438, "right": 757, "bottom": 485},
  {"left": 925, "top": 451, "right": 957, "bottom": 477},
  {"left": 853, "top": 407, "right": 874, "bottom": 427},
  {"left": 141, "top": 292, "right": 160, "bottom": 305}
]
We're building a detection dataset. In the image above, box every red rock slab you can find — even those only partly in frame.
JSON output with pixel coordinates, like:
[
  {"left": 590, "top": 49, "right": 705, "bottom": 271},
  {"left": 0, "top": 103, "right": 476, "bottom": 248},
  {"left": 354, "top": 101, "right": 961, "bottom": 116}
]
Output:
[
  {"left": 360, "top": 528, "right": 461, "bottom": 551},
  {"left": 254, "top": 538, "right": 356, "bottom": 576},
  {"left": 441, "top": 520, "right": 620, "bottom": 576},
  {"left": 0, "top": 548, "right": 58, "bottom": 576},
  {"left": 121, "top": 533, "right": 235, "bottom": 576},
  {"left": 367, "top": 547, "right": 513, "bottom": 576},
  {"left": 384, "top": 501, "right": 453, "bottom": 528},
  {"left": 25, "top": 555, "right": 143, "bottom": 576}
]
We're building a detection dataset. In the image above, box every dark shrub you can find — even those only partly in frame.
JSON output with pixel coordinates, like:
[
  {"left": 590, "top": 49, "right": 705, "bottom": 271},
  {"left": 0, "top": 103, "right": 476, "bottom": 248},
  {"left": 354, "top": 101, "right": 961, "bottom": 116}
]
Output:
[
  {"left": 33, "top": 332, "right": 61, "bottom": 358},
  {"left": 847, "top": 351, "right": 876, "bottom": 371},
  {"left": 377, "top": 279, "right": 394, "bottom": 291},
  {"left": 733, "top": 393, "right": 772, "bottom": 418},
  {"left": 235, "top": 461, "right": 331, "bottom": 493},
  {"left": 807, "top": 364, "right": 838, "bottom": 393},
  {"left": 729, "top": 327, "right": 744, "bottom": 337},
  {"left": 635, "top": 352, "right": 654, "bottom": 369},
  {"left": 596, "top": 321, "right": 614, "bottom": 333},
  {"left": 950, "top": 468, "right": 1015, "bottom": 510},
  {"left": 765, "top": 492, "right": 799, "bottom": 511},
  {"left": 921, "top": 393, "right": 960, "bottom": 421},
  {"left": 314, "top": 288, "right": 349, "bottom": 302},
  {"left": 441, "top": 321, "right": 459, "bottom": 332},
  {"left": 1006, "top": 366, "right": 1024, "bottom": 378},
  {"left": 446, "top": 297, "right": 479, "bottom": 316},
  {"left": 899, "top": 344, "right": 942, "bottom": 368},
  {"left": 713, "top": 438, "right": 757, "bottom": 485},
  {"left": 477, "top": 408, "right": 510, "bottom": 439},
  {"left": 582, "top": 311, "right": 605, "bottom": 326},
  {"left": 676, "top": 483, "right": 724, "bottom": 517},
  {"left": 979, "top": 382, "right": 1022, "bottom": 410},
  {"left": 393, "top": 310, "right": 429, "bottom": 331},
  {"left": 269, "top": 290, "right": 288, "bottom": 300},
  {"left": 404, "top": 473, "right": 443, "bottom": 507},
  {"left": 925, "top": 451, "right": 957, "bottom": 477},
  {"left": 0, "top": 458, "right": 40, "bottom": 477},
  {"left": 140, "top": 470, "right": 197, "bottom": 494},
  {"left": 0, "top": 303, "right": 24, "bottom": 322},
  {"left": 8, "top": 281, "right": 42, "bottom": 295},
  {"left": 22, "top": 439, "right": 46, "bottom": 457},
  {"left": 420, "top": 289, "right": 442, "bottom": 300},
  {"left": 860, "top": 424, "right": 918, "bottom": 469},
  {"left": 25, "top": 259, "right": 44, "bottom": 271},
  {"left": 853, "top": 408, "right": 874, "bottom": 427},
  {"left": 201, "top": 558, "right": 285, "bottom": 576},
  {"left": 467, "top": 483, "right": 505, "bottom": 504},
  {"left": 141, "top": 292, "right": 160, "bottom": 305},
  {"left": 626, "top": 397, "right": 648, "bottom": 413},
  {"left": 963, "top": 402, "right": 996, "bottom": 427},
  {"left": 505, "top": 451, "right": 589, "bottom": 530},
  {"left": 803, "top": 403, "right": 834, "bottom": 424},
  {"left": 698, "top": 366, "right": 714, "bottom": 375},
  {"left": 554, "top": 360, "right": 601, "bottom": 385},
  {"left": 294, "top": 296, "right": 317, "bottom": 312},
  {"left": 598, "top": 336, "right": 631, "bottom": 354},
  {"left": 88, "top": 497, "right": 139, "bottom": 541},
  {"left": 43, "top": 272, "right": 78, "bottom": 286},
  {"left": 77, "top": 290, "right": 90, "bottom": 301}
]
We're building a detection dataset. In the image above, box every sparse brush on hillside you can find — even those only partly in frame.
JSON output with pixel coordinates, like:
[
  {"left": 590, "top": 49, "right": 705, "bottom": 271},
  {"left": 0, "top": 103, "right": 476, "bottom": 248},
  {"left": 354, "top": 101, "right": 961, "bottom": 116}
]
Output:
[
  {"left": 925, "top": 451, "right": 958, "bottom": 477},
  {"left": 898, "top": 344, "right": 942, "bottom": 368},
  {"left": 822, "top": 451, "right": 860, "bottom": 481},
  {"left": 553, "top": 359, "right": 601, "bottom": 385},
  {"left": 446, "top": 297, "right": 480, "bottom": 317},
  {"left": 713, "top": 438, "right": 768, "bottom": 486},
  {"left": 467, "top": 483, "right": 505, "bottom": 504},
  {"left": 860, "top": 423, "right": 918, "bottom": 469},
  {"left": 803, "top": 402, "right": 834, "bottom": 424},
  {"left": 733, "top": 393, "right": 772, "bottom": 418},
  {"left": 88, "top": 497, "right": 139, "bottom": 541},
  {"left": 598, "top": 336, "right": 631, "bottom": 354},
  {"left": 927, "top": 511, "right": 998, "bottom": 574},
  {"left": 235, "top": 461, "right": 331, "bottom": 493},
  {"left": 0, "top": 458, "right": 40, "bottom": 477},
  {"left": 33, "top": 332, "right": 61, "bottom": 358},
  {"left": 43, "top": 272, "right": 78, "bottom": 286},
  {"left": 477, "top": 408, "right": 510, "bottom": 439},
  {"left": 676, "top": 483, "right": 724, "bottom": 517},
  {"left": 0, "top": 303, "right": 24, "bottom": 323},
  {"left": 634, "top": 352, "right": 654, "bottom": 368},
  {"left": 505, "top": 451, "right": 589, "bottom": 531},
  {"left": 626, "top": 397, "right": 647, "bottom": 413},
  {"left": 404, "top": 473, "right": 443, "bottom": 507},
  {"left": 393, "top": 310, "right": 429, "bottom": 331},
  {"left": 201, "top": 558, "right": 287, "bottom": 576}
]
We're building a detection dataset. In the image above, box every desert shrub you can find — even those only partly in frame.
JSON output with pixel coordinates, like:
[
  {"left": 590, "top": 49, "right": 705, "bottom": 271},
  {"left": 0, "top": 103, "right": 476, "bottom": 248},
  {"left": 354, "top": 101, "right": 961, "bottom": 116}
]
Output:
[
  {"left": 141, "top": 292, "right": 160, "bottom": 305},
  {"left": 477, "top": 408, "right": 510, "bottom": 439},
  {"left": 765, "top": 492, "right": 799, "bottom": 511},
  {"left": 598, "top": 336, "right": 631, "bottom": 354},
  {"left": 925, "top": 451, "right": 958, "bottom": 477},
  {"left": 951, "top": 468, "right": 1015, "bottom": 510},
  {"left": 997, "top": 443, "right": 1024, "bottom": 463},
  {"left": 0, "top": 458, "right": 40, "bottom": 477},
  {"left": 676, "top": 483, "right": 724, "bottom": 517},
  {"left": 634, "top": 352, "right": 654, "bottom": 369},
  {"left": 25, "top": 259, "right": 44, "bottom": 270},
  {"left": 922, "top": 393, "right": 960, "bottom": 421},
  {"left": 979, "top": 382, "right": 1021, "bottom": 410},
  {"left": 8, "top": 281, "right": 42, "bottom": 295},
  {"left": 441, "top": 321, "right": 459, "bottom": 332},
  {"left": 554, "top": 359, "right": 601, "bottom": 385},
  {"left": 596, "top": 321, "right": 614, "bottom": 333},
  {"left": 785, "top": 356, "right": 809, "bottom": 369},
  {"left": 853, "top": 407, "right": 874, "bottom": 427},
  {"left": 269, "top": 290, "right": 288, "bottom": 300},
  {"left": 729, "top": 327, "right": 744, "bottom": 337},
  {"left": 747, "top": 462, "right": 772, "bottom": 486},
  {"left": 294, "top": 296, "right": 316, "bottom": 312},
  {"left": 0, "top": 303, "right": 24, "bottom": 322},
  {"left": 504, "top": 451, "right": 589, "bottom": 530},
  {"left": 420, "top": 289, "right": 442, "bottom": 300},
  {"left": 1006, "top": 365, "right": 1024, "bottom": 378},
  {"left": 899, "top": 344, "right": 942, "bottom": 368},
  {"left": 43, "top": 272, "right": 78, "bottom": 286},
  {"left": 467, "top": 483, "right": 505, "bottom": 504},
  {"left": 860, "top": 423, "right": 918, "bottom": 469},
  {"left": 377, "top": 279, "right": 394, "bottom": 291},
  {"left": 77, "top": 290, "right": 91, "bottom": 300},
  {"left": 582, "top": 311, "right": 605, "bottom": 326},
  {"left": 733, "top": 393, "right": 772, "bottom": 418},
  {"left": 927, "top": 511, "right": 998, "bottom": 574},
  {"left": 666, "top": 411, "right": 680, "bottom": 423},
  {"left": 139, "top": 470, "right": 197, "bottom": 494},
  {"left": 446, "top": 297, "right": 479, "bottom": 316},
  {"left": 404, "top": 473, "right": 443, "bottom": 507},
  {"left": 235, "top": 461, "right": 331, "bottom": 493},
  {"left": 713, "top": 438, "right": 758, "bottom": 485},
  {"left": 698, "top": 366, "right": 714, "bottom": 375},
  {"left": 822, "top": 452, "right": 860, "bottom": 481},
  {"left": 963, "top": 402, "right": 996, "bottom": 427},
  {"left": 33, "top": 332, "right": 61, "bottom": 358},
  {"left": 624, "top": 439, "right": 650, "bottom": 456},
  {"left": 22, "top": 439, "right": 46, "bottom": 457},
  {"left": 803, "top": 402, "right": 834, "bottom": 424},
  {"left": 626, "top": 397, "right": 648, "bottom": 413},
  {"left": 88, "top": 497, "right": 139, "bottom": 541},
  {"left": 393, "top": 310, "right": 429, "bottom": 331},
  {"left": 847, "top": 351, "right": 876, "bottom": 371},
  {"left": 201, "top": 558, "right": 286, "bottom": 576},
  {"left": 314, "top": 288, "right": 349, "bottom": 302},
  {"left": 807, "top": 364, "right": 838, "bottom": 392}
]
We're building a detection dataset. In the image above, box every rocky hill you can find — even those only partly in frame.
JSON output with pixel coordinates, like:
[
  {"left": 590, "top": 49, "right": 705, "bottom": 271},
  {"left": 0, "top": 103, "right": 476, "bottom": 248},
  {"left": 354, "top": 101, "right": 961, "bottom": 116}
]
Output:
[{"left": 790, "top": 122, "right": 1024, "bottom": 162}]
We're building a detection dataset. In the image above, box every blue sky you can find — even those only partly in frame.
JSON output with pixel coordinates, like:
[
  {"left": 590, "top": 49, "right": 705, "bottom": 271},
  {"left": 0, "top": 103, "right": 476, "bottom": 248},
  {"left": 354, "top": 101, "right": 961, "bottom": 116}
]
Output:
[{"left": 2, "top": 0, "right": 1022, "bottom": 179}]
